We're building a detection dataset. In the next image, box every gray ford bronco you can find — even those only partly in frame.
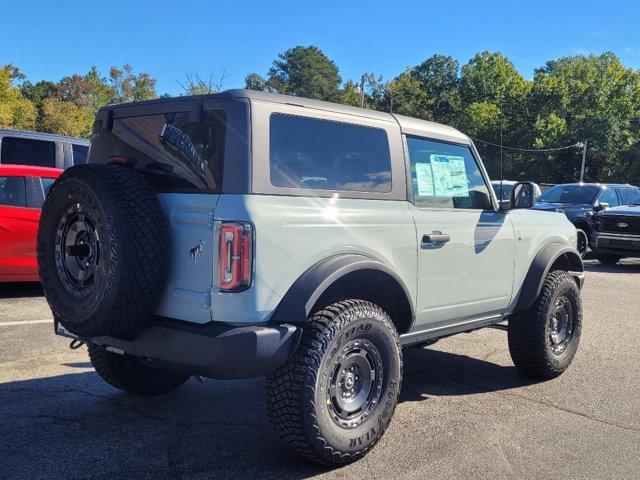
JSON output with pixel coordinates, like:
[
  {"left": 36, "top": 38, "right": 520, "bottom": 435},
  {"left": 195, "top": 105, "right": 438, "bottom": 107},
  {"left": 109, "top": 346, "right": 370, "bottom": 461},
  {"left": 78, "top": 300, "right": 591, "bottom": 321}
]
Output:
[{"left": 38, "top": 90, "right": 584, "bottom": 466}]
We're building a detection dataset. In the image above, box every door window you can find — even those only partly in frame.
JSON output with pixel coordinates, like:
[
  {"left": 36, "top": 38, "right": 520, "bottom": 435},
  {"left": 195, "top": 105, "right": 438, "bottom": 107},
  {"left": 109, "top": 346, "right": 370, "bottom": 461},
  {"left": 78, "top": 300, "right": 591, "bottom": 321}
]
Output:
[
  {"left": 0, "top": 176, "right": 27, "bottom": 207},
  {"left": 1, "top": 137, "right": 56, "bottom": 168},
  {"left": 406, "top": 137, "right": 492, "bottom": 210},
  {"left": 598, "top": 188, "right": 620, "bottom": 207}
]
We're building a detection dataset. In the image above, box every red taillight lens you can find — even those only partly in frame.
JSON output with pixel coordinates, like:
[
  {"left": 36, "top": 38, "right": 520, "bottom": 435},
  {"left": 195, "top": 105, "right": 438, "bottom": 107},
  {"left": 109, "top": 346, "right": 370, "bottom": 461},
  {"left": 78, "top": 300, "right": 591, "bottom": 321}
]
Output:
[{"left": 218, "top": 222, "right": 253, "bottom": 292}]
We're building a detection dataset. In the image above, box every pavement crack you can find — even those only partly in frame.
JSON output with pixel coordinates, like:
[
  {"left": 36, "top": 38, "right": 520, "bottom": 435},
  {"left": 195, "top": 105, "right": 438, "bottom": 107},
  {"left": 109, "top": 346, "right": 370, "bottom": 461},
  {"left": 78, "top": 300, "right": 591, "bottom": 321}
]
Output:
[{"left": 501, "top": 390, "right": 640, "bottom": 433}]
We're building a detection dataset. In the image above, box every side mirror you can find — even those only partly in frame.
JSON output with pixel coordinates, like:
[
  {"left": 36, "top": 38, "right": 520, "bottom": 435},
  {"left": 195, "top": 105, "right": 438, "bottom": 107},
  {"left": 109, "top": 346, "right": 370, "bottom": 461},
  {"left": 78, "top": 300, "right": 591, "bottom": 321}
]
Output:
[
  {"left": 595, "top": 202, "right": 610, "bottom": 212},
  {"left": 507, "top": 182, "right": 535, "bottom": 210}
]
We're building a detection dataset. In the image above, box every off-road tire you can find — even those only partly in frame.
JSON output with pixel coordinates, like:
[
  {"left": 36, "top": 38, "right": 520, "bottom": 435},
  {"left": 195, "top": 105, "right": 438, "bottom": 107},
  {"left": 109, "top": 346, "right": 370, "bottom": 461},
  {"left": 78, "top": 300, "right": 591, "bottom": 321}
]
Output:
[
  {"left": 88, "top": 344, "right": 189, "bottom": 395},
  {"left": 596, "top": 254, "right": 622, "bottom": 265},
  {"left": 266, "top": 299, "right": 402, "bottom": 466},
  {"left": 508, "top": 271, "right": 582, "bottom": 379},
  {"left": 37, "top": 164, "right": 168, "bottom": 338}
]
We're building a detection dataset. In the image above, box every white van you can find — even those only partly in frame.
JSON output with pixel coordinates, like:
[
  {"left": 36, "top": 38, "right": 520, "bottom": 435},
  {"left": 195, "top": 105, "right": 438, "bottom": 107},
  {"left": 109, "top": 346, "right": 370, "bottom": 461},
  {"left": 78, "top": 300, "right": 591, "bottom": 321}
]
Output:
[{"left": 0, "top": 129, "right": 90, "bottom": 169}]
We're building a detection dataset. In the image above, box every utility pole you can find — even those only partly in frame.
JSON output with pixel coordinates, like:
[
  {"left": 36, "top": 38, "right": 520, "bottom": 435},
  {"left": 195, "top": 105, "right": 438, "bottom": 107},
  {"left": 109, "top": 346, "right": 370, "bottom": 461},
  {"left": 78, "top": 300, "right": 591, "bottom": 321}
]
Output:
[
  {"left": 360, "top": 74, "right": 365, "bottom": 108},
  {"left": 579, "top": 139, "right": 588, "bottom": 183}
]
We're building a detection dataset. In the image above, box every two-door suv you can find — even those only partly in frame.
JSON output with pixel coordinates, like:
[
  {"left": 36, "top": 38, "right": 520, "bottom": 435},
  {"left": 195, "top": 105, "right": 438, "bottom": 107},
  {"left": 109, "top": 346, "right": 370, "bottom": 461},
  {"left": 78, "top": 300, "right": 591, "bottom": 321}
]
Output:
[{"left": 38, "top": 90, "right": 584, "bottom": 466}]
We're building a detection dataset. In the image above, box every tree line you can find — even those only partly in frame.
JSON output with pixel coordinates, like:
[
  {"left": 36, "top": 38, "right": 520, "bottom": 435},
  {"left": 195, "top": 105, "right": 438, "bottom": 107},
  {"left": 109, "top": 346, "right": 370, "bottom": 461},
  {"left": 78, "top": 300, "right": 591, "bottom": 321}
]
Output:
[{"left": 2, "top": 46, "right": 640, "bottom": 184}]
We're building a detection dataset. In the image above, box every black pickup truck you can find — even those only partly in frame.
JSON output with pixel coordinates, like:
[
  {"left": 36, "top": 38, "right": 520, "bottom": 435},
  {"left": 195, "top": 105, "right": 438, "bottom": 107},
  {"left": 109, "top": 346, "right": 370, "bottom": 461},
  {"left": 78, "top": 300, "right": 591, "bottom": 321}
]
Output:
[{"left": 592, "top": 199, "right": 640, "bottom": 264}]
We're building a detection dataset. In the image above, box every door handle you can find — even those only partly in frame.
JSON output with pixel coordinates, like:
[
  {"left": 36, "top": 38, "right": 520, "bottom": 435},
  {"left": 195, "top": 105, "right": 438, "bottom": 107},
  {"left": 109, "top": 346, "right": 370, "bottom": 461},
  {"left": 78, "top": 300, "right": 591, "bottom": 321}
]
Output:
[{"left": 422, "top": 233, "right": 450, "bottom": 244}]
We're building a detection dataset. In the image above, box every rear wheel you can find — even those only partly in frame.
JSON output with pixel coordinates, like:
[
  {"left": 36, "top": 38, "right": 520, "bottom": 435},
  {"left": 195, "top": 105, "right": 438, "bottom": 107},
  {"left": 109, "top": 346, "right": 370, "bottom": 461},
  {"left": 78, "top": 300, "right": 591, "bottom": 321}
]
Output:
[
  {"left": 596, "top": 254, "right": 622, "bottom": 265},
  {"left": 508, "top": 271, "right": 582, "bottom": 379},
  {"left": 266, "top": 299, "right": 402, "bottom": 466},
  {"left": 88, "top": 344, "right": 189, "bottom": 395}
]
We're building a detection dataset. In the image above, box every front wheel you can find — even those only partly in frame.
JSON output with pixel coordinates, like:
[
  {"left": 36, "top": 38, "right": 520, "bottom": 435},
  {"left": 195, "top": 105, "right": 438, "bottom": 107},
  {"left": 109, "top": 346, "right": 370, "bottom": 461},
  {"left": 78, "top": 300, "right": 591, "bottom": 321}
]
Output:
[
  {"left": 508, "top": 271, "right": 582, "bottom": 380},
  {"left": 576, "top": 229, "right": 589, "bottom": 257},
  {"left": 266, "top": 299, "right": 402, "bottom": 466}
]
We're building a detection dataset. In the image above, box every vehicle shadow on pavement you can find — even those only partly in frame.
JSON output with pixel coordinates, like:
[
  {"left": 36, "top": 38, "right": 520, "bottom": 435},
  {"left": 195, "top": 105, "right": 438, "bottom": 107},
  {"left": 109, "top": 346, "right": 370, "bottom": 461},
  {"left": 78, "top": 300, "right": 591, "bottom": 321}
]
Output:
[
  {"left": 0, "top": 282, "right": 44, "bottom": 299},
  {"left": 0, "top": 346, "right": 537, "bottom": 479},
  {"left": 583, "top": 260, "right": 640, "bottom": 274},
  {"left": 400, "top": 347, "right": 535, "bottom": 402}
]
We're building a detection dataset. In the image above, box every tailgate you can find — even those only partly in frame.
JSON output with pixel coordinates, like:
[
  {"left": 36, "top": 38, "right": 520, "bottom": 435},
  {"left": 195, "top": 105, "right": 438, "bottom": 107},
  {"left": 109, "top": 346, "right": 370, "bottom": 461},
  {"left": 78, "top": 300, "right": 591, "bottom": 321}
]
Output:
[{"left": 154, "top": 193, "right": 219, "bottom": 323}]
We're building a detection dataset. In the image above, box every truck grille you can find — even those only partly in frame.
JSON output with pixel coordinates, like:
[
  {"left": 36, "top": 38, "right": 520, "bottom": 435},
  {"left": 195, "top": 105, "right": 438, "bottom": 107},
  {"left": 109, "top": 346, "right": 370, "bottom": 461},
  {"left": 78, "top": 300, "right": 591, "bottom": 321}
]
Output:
[{"left": 600, "top": 216, "right": 640, "bottom": 234}]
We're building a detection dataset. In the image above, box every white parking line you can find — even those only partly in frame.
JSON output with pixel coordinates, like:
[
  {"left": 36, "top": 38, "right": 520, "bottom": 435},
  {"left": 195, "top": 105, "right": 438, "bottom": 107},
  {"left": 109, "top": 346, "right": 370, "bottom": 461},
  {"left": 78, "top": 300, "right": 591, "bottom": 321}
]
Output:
[{"left": 0, "top": 319, "right": 54, "bottom": 326}]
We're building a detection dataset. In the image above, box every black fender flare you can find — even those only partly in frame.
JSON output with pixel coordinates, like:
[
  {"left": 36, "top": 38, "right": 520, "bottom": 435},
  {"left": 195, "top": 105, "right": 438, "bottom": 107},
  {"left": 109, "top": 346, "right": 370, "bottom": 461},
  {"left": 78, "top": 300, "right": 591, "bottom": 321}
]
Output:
[
  {"left": 269, "top": 254, "right": 415, "bottom": 325},
  {"left": 514, "top": 243, "right": 584, "bottom": 312}
]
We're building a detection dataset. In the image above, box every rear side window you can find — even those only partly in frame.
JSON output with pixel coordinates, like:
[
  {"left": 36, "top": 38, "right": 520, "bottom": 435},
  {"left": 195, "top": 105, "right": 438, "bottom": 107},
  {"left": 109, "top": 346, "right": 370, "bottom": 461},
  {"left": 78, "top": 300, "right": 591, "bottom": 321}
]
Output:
[
  {"left": 269, "top": 113, "right": 392, "bottom": 192},
  {"left": 407, "top": 137, "right": 492, "bottom": 210},
  {"left": 106, "top": 110, "right": 226, "bottom": 191},
  {"left": 620, "top": 187, "right": 639, "bottom": 204},
  {"left": 72, "top": 144, "right": 89, "bottom": 165},
  {"left": 1, "top": 137, "right": 56, "bottom": 168},
  {"left": 0, "top": 176, "right": 27, "bottom": 207}
]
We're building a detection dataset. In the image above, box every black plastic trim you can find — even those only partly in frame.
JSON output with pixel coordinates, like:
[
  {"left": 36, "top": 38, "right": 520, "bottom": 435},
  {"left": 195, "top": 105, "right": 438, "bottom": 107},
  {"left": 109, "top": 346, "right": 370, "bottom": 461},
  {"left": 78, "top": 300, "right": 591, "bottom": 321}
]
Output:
[
  {"left": 514, "top": 243, "right": 584, "bottom": 311},
  {"left": 83, "top": 318, "right": 300, "bottom": 380},
  {"left": 269, "top": 254, "right": 415, "bottom": 325}
]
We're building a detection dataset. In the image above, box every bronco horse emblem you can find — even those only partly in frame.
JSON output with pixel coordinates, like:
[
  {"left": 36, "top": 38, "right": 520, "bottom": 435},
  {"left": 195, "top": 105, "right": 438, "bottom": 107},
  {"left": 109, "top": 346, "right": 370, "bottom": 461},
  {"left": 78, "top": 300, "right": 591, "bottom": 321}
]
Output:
[{"left": 190, "top": 240, "right": 205, "bottom": 263}]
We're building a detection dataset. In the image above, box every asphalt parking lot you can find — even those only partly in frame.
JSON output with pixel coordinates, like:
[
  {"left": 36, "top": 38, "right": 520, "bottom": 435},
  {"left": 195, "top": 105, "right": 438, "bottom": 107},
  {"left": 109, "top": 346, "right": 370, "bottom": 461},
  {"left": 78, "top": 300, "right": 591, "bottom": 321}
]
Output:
[{"left": 1, "top": 259, "right": 639, "bottom": 480}]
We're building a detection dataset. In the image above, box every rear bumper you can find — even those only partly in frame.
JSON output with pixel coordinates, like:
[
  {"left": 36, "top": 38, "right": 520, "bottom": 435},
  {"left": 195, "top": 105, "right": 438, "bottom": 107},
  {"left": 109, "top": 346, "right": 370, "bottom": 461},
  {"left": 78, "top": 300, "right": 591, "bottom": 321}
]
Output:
[
  {"left": 56, "top": 317, "right": 300, "bottom": 380},
  {"left": 592, "top": 232, "right": 640, "bottom": 256}
]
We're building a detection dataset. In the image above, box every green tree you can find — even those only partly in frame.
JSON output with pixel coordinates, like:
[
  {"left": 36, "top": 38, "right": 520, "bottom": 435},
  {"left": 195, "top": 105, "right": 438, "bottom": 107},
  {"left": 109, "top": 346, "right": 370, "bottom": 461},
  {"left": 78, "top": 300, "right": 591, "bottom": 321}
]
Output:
[
  {"left": 410, "top": 54, "right": 460, "bottom": 122},
  {"left": 109, "top": 64, "right": 157, "bottom": 103},
  {"left": 256, "top": 46, "right": 342, "bottom": 101},
  {"left": 39, "top": 97, "right": 93, "bottom": 137},
  {"left": 244, "top": 72, "right": 267, "bottom": 92},
  {"left": 0, "top": 65, "right": 37, "bottom": 130}
]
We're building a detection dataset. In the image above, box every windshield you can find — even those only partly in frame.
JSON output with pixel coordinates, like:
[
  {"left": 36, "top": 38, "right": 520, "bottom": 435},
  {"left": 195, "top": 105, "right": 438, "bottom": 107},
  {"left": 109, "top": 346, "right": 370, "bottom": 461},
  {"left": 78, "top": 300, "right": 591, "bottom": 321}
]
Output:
[
  {"left": 537, "top": 185, "right": 599, "bottom": 205},
  {"left": 633, "top": 196, "right": 640, "bottom": 206},
  {"left": 491, "top": 182, "right": 513, "bottom": 201}
]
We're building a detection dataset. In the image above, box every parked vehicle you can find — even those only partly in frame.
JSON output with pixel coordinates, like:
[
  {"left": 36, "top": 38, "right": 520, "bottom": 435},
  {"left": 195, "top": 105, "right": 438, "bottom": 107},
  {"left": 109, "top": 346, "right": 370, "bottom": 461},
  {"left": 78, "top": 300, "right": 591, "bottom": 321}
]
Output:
[
  {"left": 532, "top": 183, "right": 640, "bottom": 255},
  {"left": 0, "top": 165, "right": 62, "bottom": 282},
  {"left": 591, "top": 198, "right": 640, "bottom": 264},
  {"left": 0, "top": 129, "right": 90, "bottom": 170},
  {"left": 491, "top": 180, "right": 541, "bottom": 202},
  {"left": 38, "top": 90, "right": 584, "bottom": 466}
]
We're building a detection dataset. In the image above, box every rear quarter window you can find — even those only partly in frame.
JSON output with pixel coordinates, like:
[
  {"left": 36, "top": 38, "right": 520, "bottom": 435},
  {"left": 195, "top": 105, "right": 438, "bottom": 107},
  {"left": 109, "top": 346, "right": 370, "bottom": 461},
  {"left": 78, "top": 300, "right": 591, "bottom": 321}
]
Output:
[
  {"left": 72, "top": 144, "right": 89, "bottom": 165},
  {"left": 98, "top": 110, "right": 226, "bottom": 192},
  {"left": 1, "top": 137, "right": 56, "bottom": 168},
  {"left": 269, "top": 113, "right": 392, "bottom": 193}
]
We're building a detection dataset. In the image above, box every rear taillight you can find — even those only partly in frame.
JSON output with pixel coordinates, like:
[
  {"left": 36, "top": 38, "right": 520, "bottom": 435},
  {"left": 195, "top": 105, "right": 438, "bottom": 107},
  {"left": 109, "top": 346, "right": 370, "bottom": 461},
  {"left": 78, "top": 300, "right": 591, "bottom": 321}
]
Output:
[{"left": 218, "top": 222, "right": 253, "bottom": 292}]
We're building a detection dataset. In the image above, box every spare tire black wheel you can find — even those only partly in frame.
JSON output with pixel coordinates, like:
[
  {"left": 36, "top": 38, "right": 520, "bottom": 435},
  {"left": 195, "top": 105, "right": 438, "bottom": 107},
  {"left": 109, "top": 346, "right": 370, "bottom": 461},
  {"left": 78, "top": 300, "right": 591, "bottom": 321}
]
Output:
[{"left": 37, "top": 164, "right": 168, "bottom": 338}]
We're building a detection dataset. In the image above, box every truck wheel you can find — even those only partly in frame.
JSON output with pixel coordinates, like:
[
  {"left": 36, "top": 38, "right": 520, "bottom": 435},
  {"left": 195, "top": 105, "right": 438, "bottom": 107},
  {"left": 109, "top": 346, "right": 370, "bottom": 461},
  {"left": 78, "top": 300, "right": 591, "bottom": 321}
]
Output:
[
  {"left": 596, "top": 254, "right": 621, "bottom": 265},
  {"left": 88, "top": 344, "right": 189, "bottom": 395},
  {"left": 266, "top": 299, "right": 402, "bottom": 466},
  {"left": 576, "top": 229, "right": 588, "bottom": 257},
  {"left": 508, "top": 271, "right": 582, "bottom": 380},
  {"left": 37, "top": 164, "right": 168, "bottom": 338}
]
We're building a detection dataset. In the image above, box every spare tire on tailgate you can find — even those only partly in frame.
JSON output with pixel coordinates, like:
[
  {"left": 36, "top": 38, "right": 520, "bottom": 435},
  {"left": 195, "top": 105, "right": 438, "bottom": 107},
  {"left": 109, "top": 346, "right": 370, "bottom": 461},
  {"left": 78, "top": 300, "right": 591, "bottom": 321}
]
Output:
[{"left": 37, "top": 164, "right": 168, "bottom": 338}]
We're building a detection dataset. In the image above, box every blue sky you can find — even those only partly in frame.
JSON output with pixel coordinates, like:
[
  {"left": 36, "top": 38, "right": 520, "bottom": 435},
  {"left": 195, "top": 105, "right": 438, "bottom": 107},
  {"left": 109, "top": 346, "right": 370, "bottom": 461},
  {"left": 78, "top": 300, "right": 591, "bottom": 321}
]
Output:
[{"left": 3, "top": 0, "right": 640, "bottom": 95}]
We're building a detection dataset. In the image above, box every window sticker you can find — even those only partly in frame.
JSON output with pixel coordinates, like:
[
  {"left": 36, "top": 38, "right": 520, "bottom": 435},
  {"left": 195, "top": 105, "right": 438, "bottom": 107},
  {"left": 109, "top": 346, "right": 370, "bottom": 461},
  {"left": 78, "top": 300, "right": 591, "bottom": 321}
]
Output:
[
  {"left": 415, "top": 162, "right": 434, "bottom": 196},
  {"left": 429, "top": 154, "right": 469, "bottom": 197}
]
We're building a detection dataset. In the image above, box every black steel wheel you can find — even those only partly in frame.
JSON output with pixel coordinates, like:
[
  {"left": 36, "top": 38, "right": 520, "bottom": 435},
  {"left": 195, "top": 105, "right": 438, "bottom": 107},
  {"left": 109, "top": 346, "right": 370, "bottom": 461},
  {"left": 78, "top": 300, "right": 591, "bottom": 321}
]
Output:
[
  {"left": 266, "top": 299, "right": 402, "bottom": 466},
  {"left": 55, "top": 204, "right": 101, "bottom": 294},
  {"left": 326, "top": 339, "right": 384, "bottom": 429}
]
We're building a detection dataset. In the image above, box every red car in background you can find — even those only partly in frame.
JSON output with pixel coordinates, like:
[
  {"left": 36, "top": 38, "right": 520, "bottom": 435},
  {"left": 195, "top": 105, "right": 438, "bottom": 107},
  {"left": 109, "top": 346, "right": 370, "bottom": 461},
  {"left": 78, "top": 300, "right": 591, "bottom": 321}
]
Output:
[{"left": 0, "top": 165, "right": 62, "bottom": 282}]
